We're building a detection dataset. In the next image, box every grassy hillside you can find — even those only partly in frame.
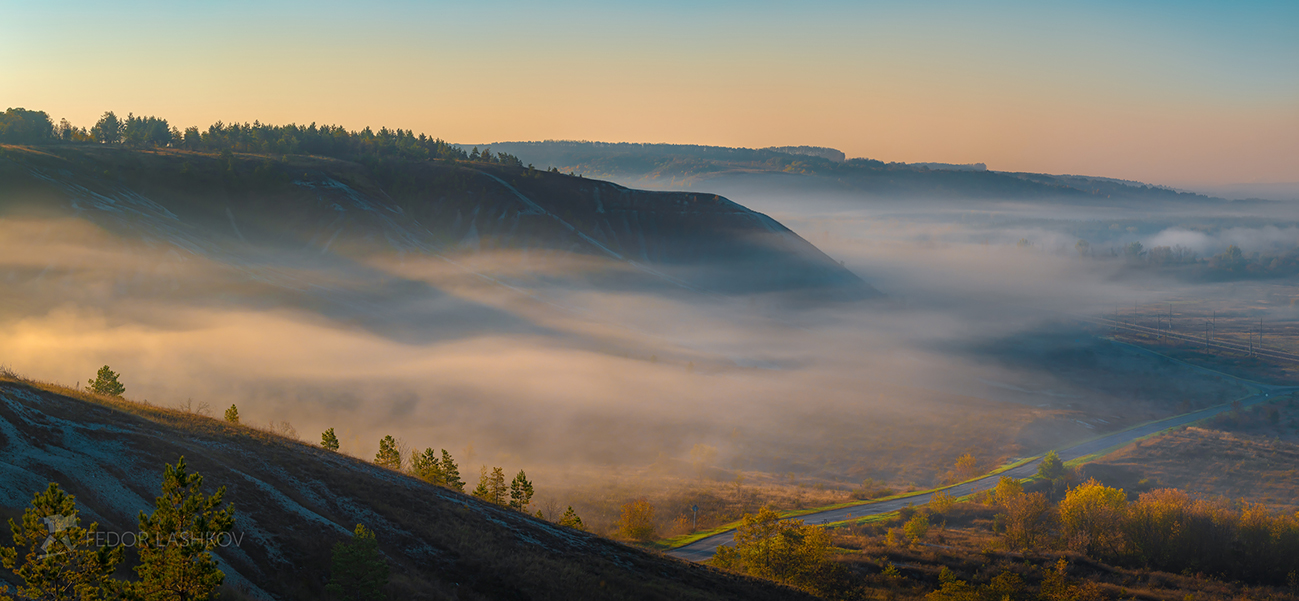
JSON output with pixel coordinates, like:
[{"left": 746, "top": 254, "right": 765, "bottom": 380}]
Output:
[
  {"left": 0, "top": 372, "right": 816, "bottom": 600},
  {"left": 0, "top": 143, "right": 875, "bottom": 300}
]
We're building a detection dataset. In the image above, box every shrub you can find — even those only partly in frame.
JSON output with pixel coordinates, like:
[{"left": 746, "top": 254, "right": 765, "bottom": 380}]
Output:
[
  {"left": 1001, "top": 491, "right": 1053, "bottom": 551},
  {"left": 1037, "top": 451, "right": 1065, "bottom": 479},
  {"left": 903, "top": 512, "right": 930, "bottom": 543},
  {"left": 1057, "top": 478, "right": 1128, "bottom": 557},
  {"left": 712, "top": 506, "right": 837, "bottom": 593},
  {"left": 618, "top": 499, "right": 656, "bottom": 542},
  {"left": 928, "top": 490, "right": 955, "bottom": 514}
]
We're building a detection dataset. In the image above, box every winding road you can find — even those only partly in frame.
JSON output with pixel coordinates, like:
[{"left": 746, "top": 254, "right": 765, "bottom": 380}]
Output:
[{"left": 667, "top": 384, "right": 1298, "bottom": 563}]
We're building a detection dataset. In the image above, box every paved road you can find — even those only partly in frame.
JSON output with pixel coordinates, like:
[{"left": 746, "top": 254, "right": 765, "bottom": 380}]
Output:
[{"left": 667, "top": 385, "right": 1297, "bottom": 563}]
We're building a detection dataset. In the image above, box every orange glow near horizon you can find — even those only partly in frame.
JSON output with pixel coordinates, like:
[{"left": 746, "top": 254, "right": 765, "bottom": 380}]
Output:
[{"left": 3, "top": 1, "right": 1297, "bottom": 187}]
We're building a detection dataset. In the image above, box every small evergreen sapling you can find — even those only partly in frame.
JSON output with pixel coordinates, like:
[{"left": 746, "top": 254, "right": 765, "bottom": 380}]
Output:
[
  {"left": 374, "top": 436, "right": 401, "bottom": 470},
  {"left": 224, "top": 404, "right": 239, "bottom": 424},
  {"left": 508, "top": 470, "right": 534, "bottom": 512},
  {"left": 326, "top": 524, "right": 389, "bottom": 601},
  {"left": 439, "top": 450, "right": 463, "bottom": 492},
  {"left": 558, "top": 506, "right": 585, "bottom": 531},
  {"left": 471, "top": 467, "right": 491, "bottom": 502},
  {"left": 471, "top": 467, "right": 508, "bottom": 505},
  {"left": 321, "top": 428, "right": 340, "bottom": 451},
  {"left": 409, "top": 449, "right": 443, "bottom": 484},
  {"left": 488, "top": 467, "right": 506, "bottom": 505},
  {"left": 87, "top": 365, "right": 125, "bottom": 397}
]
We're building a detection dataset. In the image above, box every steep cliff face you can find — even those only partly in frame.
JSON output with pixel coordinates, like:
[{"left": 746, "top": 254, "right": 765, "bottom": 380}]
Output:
[{"left": 0, "top": 145, "right": 876, "bottom": 301}]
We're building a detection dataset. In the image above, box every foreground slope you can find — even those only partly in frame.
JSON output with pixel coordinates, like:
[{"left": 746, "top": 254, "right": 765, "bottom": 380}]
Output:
[{"left": 0, "top": 376, "right": 815, "bottom": 600}]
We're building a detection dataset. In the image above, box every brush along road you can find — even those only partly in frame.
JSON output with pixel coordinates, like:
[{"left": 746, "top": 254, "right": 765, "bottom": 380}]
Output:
[{"left": 666, "top": 386, "right": 1298, "bottom": 563}]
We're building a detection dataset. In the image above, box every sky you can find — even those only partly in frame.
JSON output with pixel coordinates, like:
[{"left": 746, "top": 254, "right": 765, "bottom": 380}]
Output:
[{"left": 3, "top": 0, "right": 1297, "bottom": 186}]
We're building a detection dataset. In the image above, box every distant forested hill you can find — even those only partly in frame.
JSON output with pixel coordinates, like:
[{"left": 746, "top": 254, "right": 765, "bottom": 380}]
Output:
[{"left": 479, "top": 140, "right": 1229, "bottom": 204}]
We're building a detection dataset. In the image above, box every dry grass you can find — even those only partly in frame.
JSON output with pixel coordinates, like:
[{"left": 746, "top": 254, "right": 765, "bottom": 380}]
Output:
[
  {"left": 1102, "top": 289, "right": 1299, "bottom": 384},
  {"left": 1084, "top": 419, "right": 1299, "bottom": 512},
  {"left": 0, "top": 371, "right": 820, "bottom": 600},
  {"left": 560, "top": 471, "right": 859, "bottom": 540},
  {"left": 826, "top": 502, "right": 1299, "bottom": 600}
]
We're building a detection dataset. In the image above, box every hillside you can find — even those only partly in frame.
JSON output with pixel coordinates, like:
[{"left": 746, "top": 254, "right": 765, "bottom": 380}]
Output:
[
  {"left": 0, "top": 144, "right": 875, "bottom": 303},
  {"left": 0, "top": 375, "right": 816, "bottom": 600},
  {"left": 478, "top": 141, "right": 1240, "bottom": 205}
]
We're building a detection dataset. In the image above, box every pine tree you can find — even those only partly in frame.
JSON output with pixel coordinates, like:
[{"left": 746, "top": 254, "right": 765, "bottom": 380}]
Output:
[
  {"left": 134, "top": 456, "right": 235, "bottom": 601},
  {"left": 321, "top": 428, "right": 340, "bottom": 451},
  {"left": 325, "top": 524, "right": 389, "bottom": 601},
  {"left": 508, "top": 470, "right": 534, "bottom": 512},
  {"left": 374, "top": 436, "right": 401, "bottom": 470},
  {"left": 86, "top": 366, "right": 125, "bottom": 397},
  {"left": 488, "top": 467, "right": 507, "bottom": 506},
  {"left": 0, "top": 483, "right": 122, "bottom": 601},
  {"left": 558, "top": 506, "right": 585, "bottom": 531},
  {"left": 439, "top": 450, "right": 463, "bottom": 492},
  {"left": 471, "top": 467, "right": 491, "bottom": 502},
  {"left": 409, "top": 449, "right": 443, "bottom": 485},
  {"left": 224, "top": 404, "right": 239, "bottom": 424}
]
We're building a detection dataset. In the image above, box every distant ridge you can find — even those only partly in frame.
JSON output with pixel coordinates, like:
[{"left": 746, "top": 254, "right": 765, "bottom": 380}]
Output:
[
  {"left": 910, "top": 162, "right": 986, "bottom": 172},
  {"left": 482, "top": 140, "right": 1232, "bottom": 204},
  {"left": 763, "top": 145, "right": 846, "bottom": 162}
]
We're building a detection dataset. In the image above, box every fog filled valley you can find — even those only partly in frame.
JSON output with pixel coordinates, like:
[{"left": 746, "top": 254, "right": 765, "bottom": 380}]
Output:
[{"left": 3, "top": 137, "right": 1299, "bottom": 599}]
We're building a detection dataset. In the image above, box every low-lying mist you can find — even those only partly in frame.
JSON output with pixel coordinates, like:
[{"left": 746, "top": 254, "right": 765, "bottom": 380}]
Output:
[{"left": 2, "top": 186, "right": 1286, "bottom": 502}]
